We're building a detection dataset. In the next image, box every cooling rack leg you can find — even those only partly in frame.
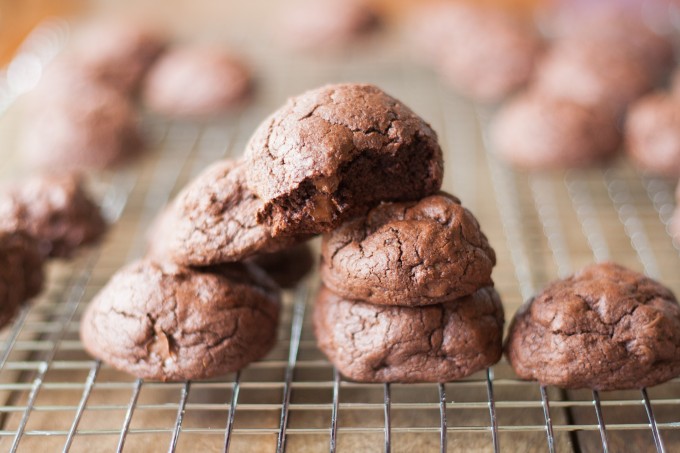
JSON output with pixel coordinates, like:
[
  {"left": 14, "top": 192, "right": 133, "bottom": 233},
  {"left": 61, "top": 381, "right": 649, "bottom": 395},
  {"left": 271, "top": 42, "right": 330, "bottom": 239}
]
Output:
[
  {"left": 383, "top": 383, "right": 391, "bottom": 453},
  {"left": 485, "top": 368, "right": 500, "bottom": 453},
  {"left": 276, "top": 288, "right": 307, "bottom": 453},
  {"left": 592, "top": 390, "right": 609, "bottom": 453},
  {"left": 438, "top": 383, "right": 447, "bottom": 453},
  {"left": 329, "top": 369, "right": 340, "bottom": 453},
  {"left": 540, "top": 386, "right": 556, "bottom": 453},
  {"left": 642, "top": 388, "right": 666, "bottom": 453},
  {"left": 168, "top": 381, "right": 191, "bottom": 453},
  {"left": 117, "top": 378, "right": 143, "bottom": 453},
  {"left": 223, "top": 371, "right": 241, "bottom": 453}
]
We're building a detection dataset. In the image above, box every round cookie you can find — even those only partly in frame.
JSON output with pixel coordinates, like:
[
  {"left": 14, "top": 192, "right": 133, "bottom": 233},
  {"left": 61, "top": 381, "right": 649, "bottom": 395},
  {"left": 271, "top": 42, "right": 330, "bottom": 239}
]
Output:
[
  {"left": 279, "top": 0, "right": 379, "bottom": 51},
  {"left": 413, "top": 2, "right": 542, "bottom": 103},
  {"left": 20, "top": 67, "right": 143, "bottom": 171},
  {"left": 0, "top": 173, "right": 107, "bottom": 258},
  {"left": 142, "top": 46, "right": 253, "bottom": 118},
  {"left": 80, "top": 259, "right": 281, "bottom": 381},
  {"left": 625, "top": 92, "right": 680, "bottom": 177},
  {"left": 505, "top": 262, "right": 680, "bottom": 390},
  {"left": 249, "top": 243, "right": 315, "bottom": 289},
  {"left": 491, "top": 90, "right": 621, "bottom": 169},
  {"left": 321, "top": 193, "right": 495, "bottom": 306},
  {"left": 0, "top": 231, "right": 45, "bottom": 329},
  {"left": 313, "top": 285, "right": 504, "bottom": 383},
  {"left": 147, "top": 160, "right": 302, "bottom": 265},
  {"left": 244, "top": 83, "right": 444, "bottom": 237},
  {"left": 70, "top": 19, "right": 167, "bottom": 93},
  {"left": 547, "top": 5, "right": 674, "bottom": 80},
  {"left": 533, "top": 39, "right": 653, "bottom": 112}
]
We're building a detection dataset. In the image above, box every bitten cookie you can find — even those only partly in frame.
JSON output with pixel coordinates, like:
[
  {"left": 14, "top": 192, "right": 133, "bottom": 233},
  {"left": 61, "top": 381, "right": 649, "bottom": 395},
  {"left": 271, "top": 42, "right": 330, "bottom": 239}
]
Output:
[
  {"left": 147, "top": 160, "right": 302, "bottom": 265},
  {"left": 314, "top": 286, "right": 504, "bottom": 383},
  {"left": 80, "top": 259, "right": 280, "bottom": 381},
  {"left": 279, "top": 0, "right": 379, "bottom": 51},
  {"left": 625, "top": 92, "right": 680, "bottom": 177},
  {"left": 0, "top": 231, "right": 45, "bottom": 329},
  {"left": 142, "top": 46, "right": 253, "bottom": 118},
  {"left": 321, "top": 193, "right": 495, "bottom": 306},
  {"left": 0, "top": 173, "right": 107, "bottom": 258},
  {"left": 70, "top": 19, "right": 167, "bottom": 93},
  {"left": 505, "top": 262, "right": 680, "bottom": 390},
  {"left": 491, "top": 90, "right": 621, "bottom": 169},
  {"left": 409, "top": 2, "right": 542, "bottom": 103},
  {"left": 249, "top": 243, "right": 315, "bottom": 289},
  {"left": 244, "top": 83, "right": 444, "bottom": 237},
  {"left": 20, "top": 68, "right": 143, "bottom": 171}
]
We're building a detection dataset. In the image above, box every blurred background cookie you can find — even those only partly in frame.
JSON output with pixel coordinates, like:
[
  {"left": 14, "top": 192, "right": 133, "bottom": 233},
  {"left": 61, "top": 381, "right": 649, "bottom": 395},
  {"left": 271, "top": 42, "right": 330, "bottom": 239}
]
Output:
[
  {"left": 69, "top": 18, "right": 167, "bottom": 93},
  {"left": 625, "top": 92, "right": 680, "bottom": 176},
  {"left": 19, "top": 62, "right": 144, "bottom": 171},
  {"left": 142, "top": 46, "right": 253, "bottom": 118},
  {"left": 278, "top": 0, "right": 380, "bottom": 51},
  {"left": 0, "top": 172, "right": 107, "bottom": 258}
]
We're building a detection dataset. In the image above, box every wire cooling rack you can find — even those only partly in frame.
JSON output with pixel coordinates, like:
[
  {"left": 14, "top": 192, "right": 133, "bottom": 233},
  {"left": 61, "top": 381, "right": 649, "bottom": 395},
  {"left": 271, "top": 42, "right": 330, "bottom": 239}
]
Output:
[{"left": 0, "top": 18, "right": 679, "bottom": 453}]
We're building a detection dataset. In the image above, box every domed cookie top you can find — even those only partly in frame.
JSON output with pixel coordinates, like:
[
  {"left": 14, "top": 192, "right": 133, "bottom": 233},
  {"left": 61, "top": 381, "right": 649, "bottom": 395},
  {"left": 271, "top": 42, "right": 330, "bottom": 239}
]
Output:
[
  {"left": 80, "top": 259, "right": 281, "bottom": 381},
  {"left": 314, "top": 285, "right": 504, "bottom": 383},
  {"left": 244, "top": 83, "right": 444, "bottom": 237},
  {"left": 148, "top": 160, "right": 303, "bottom": 265},
  {"left": 321, "top": 192, "right": 495, "bottom": 306},
  {"left": 0, "top": 173, "right": 107, "bottom": 258},
  {"left": 505, "top": 262, "right": 680, "bottom": 390}
]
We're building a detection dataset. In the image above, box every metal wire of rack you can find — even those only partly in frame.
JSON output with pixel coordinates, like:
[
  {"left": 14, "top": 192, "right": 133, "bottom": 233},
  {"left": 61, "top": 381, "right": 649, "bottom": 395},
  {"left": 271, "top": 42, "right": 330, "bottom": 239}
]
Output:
[{"left": 0, "top": 18, "right": 679, "bottom": 453}]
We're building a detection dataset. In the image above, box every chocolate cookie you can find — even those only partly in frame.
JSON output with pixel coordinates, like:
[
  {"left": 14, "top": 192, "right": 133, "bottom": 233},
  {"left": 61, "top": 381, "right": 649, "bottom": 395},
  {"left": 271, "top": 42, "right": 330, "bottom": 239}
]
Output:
[
  {"left": 625, "top": 92, "right": 680, "bottom": 177},
  {"left": 147, "top": 160, "right": 301, "bottom": 265},
  {"left": 249, "top": 243, "right": 315, "bottom": 288},
  {"left": 0, "top": 231, "right": 45, "bottom": 329},
  {"left": 491, "top": 90, "right": 621, "bottom": 169},
  {"left": 142, "top": 46, "right": 253, "bottom": 118},
  {"left": 314, "top": 285, "right": 504, "bottom": 383},
  {"left": 20, "top": 68, "right": 143, "bottom": 171},
  {"left": 321, "top": 193, "right": 495, "bottom": 306},
  {"left": 0, "top": 173, "right": 107, "bottom": 258},
  {"left": 279, "top": 0, "right": 379, "bottom": 51},
  {"left": 410, "top": 2, "right": 542, "bottom": 103},
  {"left": 548, "top": 5, "right": 674, "bottom": 80},
  {"left": 505, "top": 262, "right": 680, "bottom": 390},
  {"left": 244, "top": 83, "right": 444, "bottom": 237},
  {"left": 80, "top": 259, "right": 280, "bottom": 381},
  {"left": 533, "top": 39, "right": 653, "bottom": 112},
  {"left": 70, "top": 19, "right": 167, "bottom": 93}
]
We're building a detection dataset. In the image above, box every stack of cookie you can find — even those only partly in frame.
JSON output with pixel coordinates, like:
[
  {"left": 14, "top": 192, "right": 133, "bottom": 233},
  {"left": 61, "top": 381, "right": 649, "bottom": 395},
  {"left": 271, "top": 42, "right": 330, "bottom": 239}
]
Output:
[
  {"left": 314, "top": 193, "right": 504, "bottom": 382},
  {"left": 80, "top": 83, "right": 448, "bottom": 381}
]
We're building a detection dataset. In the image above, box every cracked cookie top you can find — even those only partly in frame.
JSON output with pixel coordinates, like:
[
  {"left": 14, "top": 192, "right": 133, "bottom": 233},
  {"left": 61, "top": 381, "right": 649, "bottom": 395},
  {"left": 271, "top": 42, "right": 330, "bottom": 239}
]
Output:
[
  {"left": 80, "top": 259, "right": 280, "bottom": 381},
  {"left": 313, "top": 285, "right": 504, "bottom": 383},
  {"left": 244, "top": 83, "right": 444, "bottom": 236},
  {"left": 0, "top": 173, "right": 107, "bottom": 258},
  {"left": 321, "top": 192, "right": 496, "bottom": 306},
  {"left": 505, "top": 262, "right": 680, "bottom": 390},
  {"left": 148, "top": 160, "right": 303, "bottom": 265}
]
